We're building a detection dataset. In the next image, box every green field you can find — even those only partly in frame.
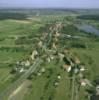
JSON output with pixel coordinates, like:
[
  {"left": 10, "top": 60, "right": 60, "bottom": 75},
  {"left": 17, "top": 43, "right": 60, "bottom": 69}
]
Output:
[{"left": 0, "top": 9, "right": 99, "bottom": 100}]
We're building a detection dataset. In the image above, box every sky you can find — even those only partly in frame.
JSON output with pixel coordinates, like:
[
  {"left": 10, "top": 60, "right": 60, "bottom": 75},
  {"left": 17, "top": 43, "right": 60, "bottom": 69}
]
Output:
[{"left": 0, "top": 0, "right": 99, "bottom": 9}]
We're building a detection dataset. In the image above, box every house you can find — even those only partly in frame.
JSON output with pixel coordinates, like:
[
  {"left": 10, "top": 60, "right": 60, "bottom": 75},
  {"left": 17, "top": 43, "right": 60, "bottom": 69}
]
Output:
[
  {"left": 63, "top": 64, "right": 71, "bottom": 72},
  {"left": 90, "top": 95, "right": 99, "bottom": 100},
  {"left": 80, "top": 65, "right": 85, "bottom": 72},
  {"left": 75, "top": 57, "right": 80, "bottom": 64},
  {"left": 38, "top": 41, "right": 43, "bottom": 47},
  {"left": 57, "top": 75, "right": 61, "bottom": 79},
  {"left": 58, "top": 53, "right": 65, "bottom": 61},
  {"left": 30, "top": 50, "right": 38, "bottom": 60},
  {"left": 14, "top": 67, "right": 25, "bottom": 73},
  {"left": 90, "top": 85, "right": 99, "bottom": 100},
  {"left": 52, "top": 42, "right": 57, "bottom": 49},
  {"left": 80, "top": 79, "right": 92, "bottom": 87},
  {"left": 50, "top": 55, "right": 54, "bottom": 60},
  {"left": 80, "top": 79, "right": 87, "bottom": 86},
  {"left": 19, "top": 68, "right": 24, "bottom": 73},
  {"left": 25, "top": 60, "right": 30, "bottom": 67},
  {"left": 55, "top": 32, "right": 60, "bottom": 37}
]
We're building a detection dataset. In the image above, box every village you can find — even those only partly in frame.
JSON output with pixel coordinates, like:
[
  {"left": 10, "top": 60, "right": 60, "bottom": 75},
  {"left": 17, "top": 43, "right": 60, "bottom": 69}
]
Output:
[
  {"left": 0, "top": 8, "right": 99, "bottom": 100},
  {"left": 0, "top": 21, "right": 98, "bottom": 100}
]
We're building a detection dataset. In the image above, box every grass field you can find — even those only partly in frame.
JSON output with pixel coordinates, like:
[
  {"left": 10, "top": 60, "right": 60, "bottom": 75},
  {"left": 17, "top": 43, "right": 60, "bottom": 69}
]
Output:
[
  {"left": 0, "top": 10, "right": 99, "bottom": 100},
  {"left": 0, "top": 16, "right": 43, "bottom": 95}
]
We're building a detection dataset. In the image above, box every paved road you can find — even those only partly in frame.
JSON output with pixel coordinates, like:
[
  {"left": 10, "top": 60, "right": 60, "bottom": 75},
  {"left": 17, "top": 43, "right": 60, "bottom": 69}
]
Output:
[
  {"left": 0, "top": 58, "right": 42, "bottom": 100},
  {"left": 0, "top": 24, "right": 55, "bottom": 100}
]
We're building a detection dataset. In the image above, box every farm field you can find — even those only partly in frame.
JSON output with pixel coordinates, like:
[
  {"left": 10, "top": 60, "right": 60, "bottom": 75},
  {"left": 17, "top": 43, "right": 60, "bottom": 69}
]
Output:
[{"left": 0, "top": 9, "right": 99, "bottom": 100}]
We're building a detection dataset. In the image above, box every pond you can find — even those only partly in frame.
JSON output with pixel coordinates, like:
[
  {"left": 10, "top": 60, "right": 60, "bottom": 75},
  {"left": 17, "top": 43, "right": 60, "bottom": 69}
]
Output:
[{"left": 76, "top": 24, "right": 99, "bottom": 36}]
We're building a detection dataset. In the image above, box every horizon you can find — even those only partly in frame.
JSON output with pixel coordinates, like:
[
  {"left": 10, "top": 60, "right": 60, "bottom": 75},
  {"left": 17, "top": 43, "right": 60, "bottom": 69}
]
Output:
[
  {"left": 0, "top": 0, "right": 99, "bottom": 9},
  {"left": 0, "top": 7, "right": 99, "bottom": 10}
]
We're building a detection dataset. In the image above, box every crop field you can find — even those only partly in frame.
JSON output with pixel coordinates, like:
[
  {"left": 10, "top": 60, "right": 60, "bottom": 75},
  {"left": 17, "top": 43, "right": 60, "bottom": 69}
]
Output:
[{"left": 0, "top": 9, "right": 99, "bottom": 100}]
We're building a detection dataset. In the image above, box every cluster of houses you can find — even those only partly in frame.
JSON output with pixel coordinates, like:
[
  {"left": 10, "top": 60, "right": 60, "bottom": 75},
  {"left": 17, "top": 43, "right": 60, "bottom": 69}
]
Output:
[
  {"left": 10, "top": 21, "right": 99, "bottom": 100},
  {"left": 62, "top": 51, "right": 99, "bottom": 100},
  {"left": 12, "top": 49, "right": 38, "bottom": 74},
  {"left": 62, "top": 53, "right": 91, "bottom": 87}
]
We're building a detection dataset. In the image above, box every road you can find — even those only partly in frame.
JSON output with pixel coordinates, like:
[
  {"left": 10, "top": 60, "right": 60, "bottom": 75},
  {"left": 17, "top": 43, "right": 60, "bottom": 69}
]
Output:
[
  {"left": 0, "top": 58, "right": 42, "bottom": 100},
  {"left": 0, "top": 23, "right": 56, "bottom": 100}
]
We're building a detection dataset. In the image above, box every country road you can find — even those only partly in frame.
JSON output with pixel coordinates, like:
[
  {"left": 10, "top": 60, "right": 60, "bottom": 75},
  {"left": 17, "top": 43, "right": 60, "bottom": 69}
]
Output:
[
  {"left": 0, "top": 23, "right": 57, "bottom": 100},
  {"left": 0, "top": 58, "right": 42, "bottom": 100}
]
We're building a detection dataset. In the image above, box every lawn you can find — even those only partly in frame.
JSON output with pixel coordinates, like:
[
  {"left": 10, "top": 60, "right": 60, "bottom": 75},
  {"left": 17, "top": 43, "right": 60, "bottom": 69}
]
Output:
[
  {"left": 71, "top": 41, "right": 99, "bottom": 80},
  {"left": 0, "top": 11, "right": 99, "bottom": 100}
]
